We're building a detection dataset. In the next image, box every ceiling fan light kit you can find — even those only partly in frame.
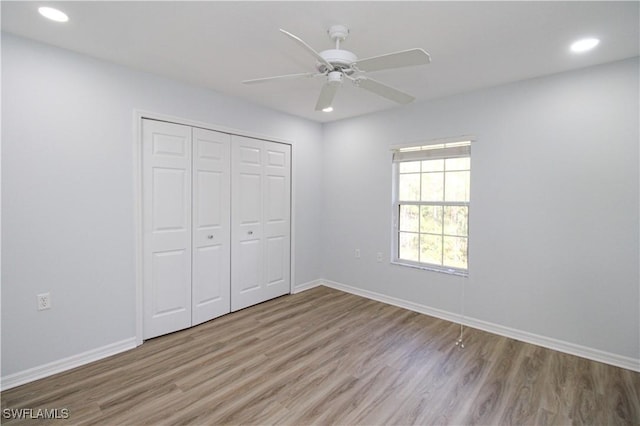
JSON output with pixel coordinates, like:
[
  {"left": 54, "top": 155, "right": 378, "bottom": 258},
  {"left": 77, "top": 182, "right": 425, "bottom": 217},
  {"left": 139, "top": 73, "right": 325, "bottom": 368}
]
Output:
[
  {"left": 242, "top": 24, "right": 431, "bottom": 112},
  {"left": 327, "top": 71, "right": 344, "bottom": 86}
]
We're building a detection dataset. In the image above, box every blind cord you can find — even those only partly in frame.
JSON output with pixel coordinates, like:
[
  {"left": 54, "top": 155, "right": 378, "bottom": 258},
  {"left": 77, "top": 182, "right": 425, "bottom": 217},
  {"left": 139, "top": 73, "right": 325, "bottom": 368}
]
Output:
[{"left": 455, "top": 279, "right": 465, "bottom": 349}]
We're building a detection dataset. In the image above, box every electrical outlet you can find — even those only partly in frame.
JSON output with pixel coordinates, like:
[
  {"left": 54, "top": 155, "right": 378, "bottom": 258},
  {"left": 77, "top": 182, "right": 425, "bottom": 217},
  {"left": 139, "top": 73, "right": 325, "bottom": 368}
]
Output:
[
  {"left": 354, "top": 248, "right": 361, "bottom": 259},
  {"left": 377, "top": 252, "right": 383, "bottom": 262},
  {"left": 37, "top": 293, "right": 51, "bottom": 311}
]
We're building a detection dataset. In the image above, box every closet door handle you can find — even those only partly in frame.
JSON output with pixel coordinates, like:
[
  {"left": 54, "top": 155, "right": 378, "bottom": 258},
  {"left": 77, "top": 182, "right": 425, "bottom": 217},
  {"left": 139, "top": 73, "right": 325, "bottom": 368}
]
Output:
[
  {"left": 248, "top": 231, "right": 253, "bottom": 235},
  {"left": 207, "top": 235, "right": 214, "bottom": 239}
]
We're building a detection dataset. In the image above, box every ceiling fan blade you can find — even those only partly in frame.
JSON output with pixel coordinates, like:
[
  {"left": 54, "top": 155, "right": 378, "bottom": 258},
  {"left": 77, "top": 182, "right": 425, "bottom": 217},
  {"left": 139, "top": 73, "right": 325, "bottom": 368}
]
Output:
[
  {"left": 242, "top": 72, "right": 320, "bottom": 85},
  {"left": 315, "top": 83, "right": 339, "bottom": 111},
  {"left": 355, "top": 77, "right": 415, "bottom": 104},
  {"left": 280, "top": 29, "right": 334, "bottom": 71},
  {"left": 355, "top": 48, "right": 431, "bottom": 72}
]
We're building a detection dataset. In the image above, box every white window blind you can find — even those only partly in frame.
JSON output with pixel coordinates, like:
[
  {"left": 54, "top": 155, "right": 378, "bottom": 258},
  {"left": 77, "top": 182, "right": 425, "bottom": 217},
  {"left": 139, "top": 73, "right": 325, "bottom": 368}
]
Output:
[{"left": 392, "top": 141, "right": 471, "bottom": 162}]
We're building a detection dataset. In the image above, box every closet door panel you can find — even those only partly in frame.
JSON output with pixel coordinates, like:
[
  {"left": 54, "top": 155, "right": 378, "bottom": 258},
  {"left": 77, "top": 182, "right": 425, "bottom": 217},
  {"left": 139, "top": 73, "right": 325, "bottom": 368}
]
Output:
[
  {"left": 266, "top": 236, "right": 285, "bottom": 285},
  {"left": 231, "top": 137, "right": 290, "bottom": 311},
  {"left": 263, "top": 142, "right": 291, "bottom": 294},
  {"left": 152, "top": 249, "right": 190, "bottom": 313},
  {"left": 143, "top": 120, "right": 192, "bottom": 339},
  {"left": 192, "top": 245, "right": 223, "bottom": 315},
  {"left": 192, "top": 128, "right": 231, "bottom": 325},
  {"left": 237, "top": 239, "right": 262, "bottom": 292},
  {"left": 231, "top": 136, "right": 264, "bottom": 310}
]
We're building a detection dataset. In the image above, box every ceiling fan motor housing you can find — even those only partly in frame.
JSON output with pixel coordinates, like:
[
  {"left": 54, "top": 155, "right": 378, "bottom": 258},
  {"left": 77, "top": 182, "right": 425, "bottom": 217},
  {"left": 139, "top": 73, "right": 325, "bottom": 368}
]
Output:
[{"left": 317, "top": 49, "right": 358, "bottom": 73}]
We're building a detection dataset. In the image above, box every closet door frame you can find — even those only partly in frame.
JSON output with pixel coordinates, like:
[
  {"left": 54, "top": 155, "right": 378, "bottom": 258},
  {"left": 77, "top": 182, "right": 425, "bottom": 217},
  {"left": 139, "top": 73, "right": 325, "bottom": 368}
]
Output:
[{"left": 133, "top": 110, "right": 295, "bottom": 346}]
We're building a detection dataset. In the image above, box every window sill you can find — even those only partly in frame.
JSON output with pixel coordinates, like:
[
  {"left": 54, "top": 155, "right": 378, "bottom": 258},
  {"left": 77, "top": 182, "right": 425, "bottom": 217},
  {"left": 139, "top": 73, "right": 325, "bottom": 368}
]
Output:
[{"left": 391, "top": 260, "right": 468, "bottom": 277}]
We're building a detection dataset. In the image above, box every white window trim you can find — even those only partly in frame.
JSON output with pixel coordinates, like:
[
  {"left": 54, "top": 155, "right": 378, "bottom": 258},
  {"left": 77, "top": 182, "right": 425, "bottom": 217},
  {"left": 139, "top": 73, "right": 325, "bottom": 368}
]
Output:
[{"left": 390, "top": 136, "right": 473, "bottom": 277}]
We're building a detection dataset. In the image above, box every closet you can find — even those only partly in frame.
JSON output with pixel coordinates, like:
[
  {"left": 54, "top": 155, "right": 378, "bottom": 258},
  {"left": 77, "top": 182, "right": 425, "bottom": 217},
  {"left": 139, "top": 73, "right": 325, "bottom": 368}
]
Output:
[{"left": 142, "top": 119, "right": 291, "bottom": 339}]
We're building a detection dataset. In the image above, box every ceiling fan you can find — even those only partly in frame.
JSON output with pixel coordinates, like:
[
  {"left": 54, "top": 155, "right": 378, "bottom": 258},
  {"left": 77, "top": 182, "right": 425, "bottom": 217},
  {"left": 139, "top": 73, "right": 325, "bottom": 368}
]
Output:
[{"left": 242, "top": 25, "right": 431, "bottom": 112}]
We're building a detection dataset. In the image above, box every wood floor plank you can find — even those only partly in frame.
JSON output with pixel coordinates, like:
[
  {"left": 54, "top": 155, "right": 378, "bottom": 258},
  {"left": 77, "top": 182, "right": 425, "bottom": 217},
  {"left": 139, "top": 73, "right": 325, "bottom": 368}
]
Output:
[{"left": 2, "top": 286, "right": 638, "bottom": 425}]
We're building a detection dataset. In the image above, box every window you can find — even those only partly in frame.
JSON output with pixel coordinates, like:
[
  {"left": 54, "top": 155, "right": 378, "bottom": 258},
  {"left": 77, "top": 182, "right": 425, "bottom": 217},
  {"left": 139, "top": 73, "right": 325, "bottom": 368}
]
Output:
[{"left": 392, "top": 140, "right": 471, "bottom": 275}]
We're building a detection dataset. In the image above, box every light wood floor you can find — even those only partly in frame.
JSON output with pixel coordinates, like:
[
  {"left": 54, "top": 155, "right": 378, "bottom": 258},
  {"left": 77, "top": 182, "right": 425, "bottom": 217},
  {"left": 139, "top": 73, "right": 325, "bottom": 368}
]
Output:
[{"left": 2, "top": 286, "right": 639, "bottom": 425}]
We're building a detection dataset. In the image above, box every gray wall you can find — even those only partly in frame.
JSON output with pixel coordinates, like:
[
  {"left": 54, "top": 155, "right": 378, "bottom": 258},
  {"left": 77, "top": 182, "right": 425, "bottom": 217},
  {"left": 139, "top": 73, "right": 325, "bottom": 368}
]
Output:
[
  {"left": 322, "top": 57, "right": 639, "bottom": 361},
  {"left": 1, "top": 34, "right": 324, "bottom": 377},
  {"left": 2, "top": 32, "right": 638, "bottom": 379}
]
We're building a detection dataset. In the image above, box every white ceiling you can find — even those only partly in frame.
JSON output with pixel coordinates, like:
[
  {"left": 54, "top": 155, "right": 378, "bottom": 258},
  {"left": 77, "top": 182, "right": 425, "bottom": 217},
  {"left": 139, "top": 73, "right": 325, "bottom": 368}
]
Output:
[{"left": 2, "top": 1, "right": 638, "bottom": 123}]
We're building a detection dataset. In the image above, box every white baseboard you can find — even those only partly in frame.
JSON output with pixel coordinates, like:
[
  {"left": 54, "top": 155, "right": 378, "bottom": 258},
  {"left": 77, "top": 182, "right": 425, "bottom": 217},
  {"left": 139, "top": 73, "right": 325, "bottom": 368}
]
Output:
[
  {"left": 292, "top": 279, "right": 324, "bottom": 294},
  {"left": 1, "top": 337, "right": 137, "bottom": 391},
  {"left": 321, "top": 279, "right": 640, "bottom": 372}
]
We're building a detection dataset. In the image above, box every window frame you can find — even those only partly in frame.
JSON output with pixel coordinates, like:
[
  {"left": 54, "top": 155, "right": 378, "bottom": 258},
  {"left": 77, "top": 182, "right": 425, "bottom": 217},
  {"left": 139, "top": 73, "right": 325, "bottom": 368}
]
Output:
[{"left": 391, "top": 138, "right": 472, "bottom": 277}]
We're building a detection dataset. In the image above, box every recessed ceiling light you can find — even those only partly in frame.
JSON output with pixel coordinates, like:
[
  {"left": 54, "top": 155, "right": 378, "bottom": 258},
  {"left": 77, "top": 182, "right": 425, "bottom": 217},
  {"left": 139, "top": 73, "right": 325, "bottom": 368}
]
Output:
[
  {"left": 570, "top": 38, "right": 600, "bottom": 53},
  {"left": 322, "top": 107, "right": 333, "bottom": 112},
  {"left": 38, "top": 6, "right": 69, "bottom": 22}
]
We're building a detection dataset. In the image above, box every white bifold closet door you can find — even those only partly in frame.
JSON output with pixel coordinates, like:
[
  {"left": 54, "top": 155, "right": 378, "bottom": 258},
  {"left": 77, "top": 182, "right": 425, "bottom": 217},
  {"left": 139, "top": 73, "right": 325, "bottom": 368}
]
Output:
[
  {"left": 142, "top": 119, "right": 230, "bottom": 339},
  {"left": 191, "top": 127, "right": 231, "bottom": 325},
  {"left": 231, "top": 136, "right": 291, "bottom": 311}
]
